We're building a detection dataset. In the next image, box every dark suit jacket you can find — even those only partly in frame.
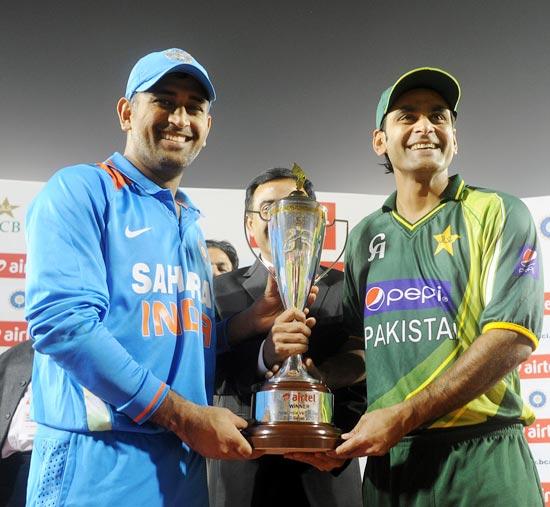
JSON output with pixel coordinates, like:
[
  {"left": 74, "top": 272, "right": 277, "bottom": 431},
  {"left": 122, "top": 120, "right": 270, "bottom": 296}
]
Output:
[
  {"left": 210, "top": 262, "right": 365, "bottom": 507},
  {"left": 0, "top": 341, "right": 34, "bottom": 448},
  {"left": 0, "top": 341, "right": 34, "bottom": 507},
  {"left": 214, "top": 260, "right": 366, "bottom": 434}
]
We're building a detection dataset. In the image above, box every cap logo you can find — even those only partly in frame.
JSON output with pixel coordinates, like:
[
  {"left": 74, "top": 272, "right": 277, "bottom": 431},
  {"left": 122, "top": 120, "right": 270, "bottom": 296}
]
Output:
[{"left": 163, "top": 49, "right": 194, "bottom": 64}]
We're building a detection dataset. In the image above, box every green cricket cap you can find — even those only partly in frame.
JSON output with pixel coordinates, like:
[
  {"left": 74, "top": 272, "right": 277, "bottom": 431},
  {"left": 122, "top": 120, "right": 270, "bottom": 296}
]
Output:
[{"left": 376, "top": 67, "right": 461, "bottom": 128}]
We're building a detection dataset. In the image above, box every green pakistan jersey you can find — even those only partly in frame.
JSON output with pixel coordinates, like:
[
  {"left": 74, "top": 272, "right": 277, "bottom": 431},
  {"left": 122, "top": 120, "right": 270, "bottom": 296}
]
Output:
[{"left": 343, "top": 174, "right": 544, "bottom": 429}]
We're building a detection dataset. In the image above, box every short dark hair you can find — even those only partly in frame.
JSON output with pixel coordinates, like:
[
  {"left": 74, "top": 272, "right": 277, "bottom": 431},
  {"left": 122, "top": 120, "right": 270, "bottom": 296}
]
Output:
[
  {"left": 244, "top": 167, "right": 316, "bottom": 211},
  {"left": 206, "top": 239, "right": 239, "bottom": 270}
]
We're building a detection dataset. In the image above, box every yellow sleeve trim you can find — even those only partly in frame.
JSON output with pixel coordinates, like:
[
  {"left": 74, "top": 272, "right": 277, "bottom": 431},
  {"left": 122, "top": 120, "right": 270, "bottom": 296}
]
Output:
[{"left": 482, "top": 322, "right": 539, "bottom": 349}]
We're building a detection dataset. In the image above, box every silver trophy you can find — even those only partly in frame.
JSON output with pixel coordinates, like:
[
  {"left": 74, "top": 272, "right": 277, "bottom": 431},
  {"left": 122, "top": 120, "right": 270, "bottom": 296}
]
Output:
[{"left": 244, "top": 165, "right": 348, "bottom": 453}]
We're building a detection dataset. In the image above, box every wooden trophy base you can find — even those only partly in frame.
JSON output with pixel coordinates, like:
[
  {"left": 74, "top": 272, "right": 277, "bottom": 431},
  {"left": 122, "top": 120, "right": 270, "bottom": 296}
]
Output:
[{"left": 243, "top": 422, "right": 342, "bottom": 454}]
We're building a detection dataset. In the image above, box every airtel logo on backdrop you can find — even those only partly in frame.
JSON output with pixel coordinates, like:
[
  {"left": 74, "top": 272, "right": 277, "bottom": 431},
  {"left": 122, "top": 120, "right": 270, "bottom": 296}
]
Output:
[
  {"left": 0, "top": 321, "right": 28, "bottom": 346},
  {"left": 525, "top": 419, "right": 550, "bottom": 443},
  {"left": 0, "top": 253, "right": 26, "bottom": 278},
  {"left": 519, "top": 354, "right": 550, "bottom": 379},
  {"left": 545, "top": 292, "right": 550, "bottom": 315}
]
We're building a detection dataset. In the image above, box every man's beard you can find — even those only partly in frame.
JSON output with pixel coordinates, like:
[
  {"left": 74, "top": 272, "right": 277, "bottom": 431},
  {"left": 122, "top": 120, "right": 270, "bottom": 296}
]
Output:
[{"left": 141, "top": 142, "right": 202, "bottom": 177}]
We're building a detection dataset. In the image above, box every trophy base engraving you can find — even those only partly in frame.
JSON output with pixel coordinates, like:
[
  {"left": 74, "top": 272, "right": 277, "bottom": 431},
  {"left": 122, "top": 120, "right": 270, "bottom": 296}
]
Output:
[
  {"left": 245, "top": 378, "right": 342, "bottom": 454},
  {"left": 243, "top": 422, "right": 341, "bottom": 454}
]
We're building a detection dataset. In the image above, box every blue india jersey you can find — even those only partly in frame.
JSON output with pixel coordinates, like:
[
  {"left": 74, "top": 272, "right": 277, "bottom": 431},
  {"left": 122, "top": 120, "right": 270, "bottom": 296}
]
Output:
[{"left": 25, "top": 152, "right": 217, "bottom": 434}]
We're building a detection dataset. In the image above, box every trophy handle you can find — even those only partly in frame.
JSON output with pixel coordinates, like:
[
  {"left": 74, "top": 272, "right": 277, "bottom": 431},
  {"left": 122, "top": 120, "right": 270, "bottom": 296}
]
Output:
[
  {"left": 243, "top": 217, "right": 276, "bottom": 279},
  {"left": 315, "top": 218, "right": 349, "bottom": 284}
]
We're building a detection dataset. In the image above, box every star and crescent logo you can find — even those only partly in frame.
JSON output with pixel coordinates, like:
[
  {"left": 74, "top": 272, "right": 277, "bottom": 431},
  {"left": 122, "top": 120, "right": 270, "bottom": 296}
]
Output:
[{"left": 433, "top": 225, "right": 460, "bottom": 256}]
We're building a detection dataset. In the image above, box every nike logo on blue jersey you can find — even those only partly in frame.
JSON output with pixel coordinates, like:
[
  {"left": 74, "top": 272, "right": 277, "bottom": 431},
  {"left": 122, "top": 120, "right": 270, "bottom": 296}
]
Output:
[{"left": 125, "top": 226, "right": 152, "bottom": 238}]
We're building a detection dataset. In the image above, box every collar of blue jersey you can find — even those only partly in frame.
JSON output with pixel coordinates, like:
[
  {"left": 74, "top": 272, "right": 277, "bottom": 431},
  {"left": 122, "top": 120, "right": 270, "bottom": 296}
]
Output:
[
  {"left": 382, "top": 174, "right": 466, "bottom": 212},
  {"left": 107, "top": 152, "right": 201, "bottom": 213}
]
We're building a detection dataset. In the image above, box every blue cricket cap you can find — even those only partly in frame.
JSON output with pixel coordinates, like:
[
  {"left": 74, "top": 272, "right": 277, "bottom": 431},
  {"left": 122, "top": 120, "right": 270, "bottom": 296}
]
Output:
[{"left": 125, "top": 48, "right": 216, "bottom": 102}]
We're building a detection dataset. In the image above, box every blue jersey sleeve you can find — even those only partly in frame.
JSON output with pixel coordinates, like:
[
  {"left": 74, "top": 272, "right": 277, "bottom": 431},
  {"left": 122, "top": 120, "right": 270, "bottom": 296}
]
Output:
[{"left": 25, "top": 167, "right": 168, "bottom": 424}]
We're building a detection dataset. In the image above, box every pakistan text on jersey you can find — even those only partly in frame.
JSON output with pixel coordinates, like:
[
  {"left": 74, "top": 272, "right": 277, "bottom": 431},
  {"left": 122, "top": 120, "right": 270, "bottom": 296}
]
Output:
[{"left": 365, "top": 316, "right": 457, "bottom": 348}]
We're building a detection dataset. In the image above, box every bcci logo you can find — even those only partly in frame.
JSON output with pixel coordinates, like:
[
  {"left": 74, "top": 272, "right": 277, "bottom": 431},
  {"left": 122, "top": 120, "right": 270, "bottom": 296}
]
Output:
[
  {"left": 9, "top": 290, "right": 25, "bottom": 310},
  {"left": 541, "top": 217, "right": 550, "bottom": 239},
  {"left": 529, "top": 390, "right": 547, "bottom": 409},
  {"left": 163, "top": 49, "right": 194, "bottom": 64}
]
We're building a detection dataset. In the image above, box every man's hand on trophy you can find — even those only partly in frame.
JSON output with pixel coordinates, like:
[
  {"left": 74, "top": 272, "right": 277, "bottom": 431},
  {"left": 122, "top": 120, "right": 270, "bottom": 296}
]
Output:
[
  {"left": 329, "top": 403, "right": 409, "bottom": 458},
  {"left": 150, "top": 390, "right": 255, "bottom": 460},
  {"left": 252, "top": 275, "right": 319, "bottom": 336},
  {"left": 283, "top": 451, "right": 347, "bottom": 472},
  {"left": 263, "top": 308, "right": 316, "bottom": 368},
  {"left": 249, "top": 273, "right": 284, "bottom": 334},
  {"left": 227, "top": 276, "right": 318, "bottom": 345}
]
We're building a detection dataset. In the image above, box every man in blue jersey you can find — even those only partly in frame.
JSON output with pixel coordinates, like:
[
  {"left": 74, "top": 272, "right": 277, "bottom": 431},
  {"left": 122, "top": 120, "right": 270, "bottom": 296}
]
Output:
[{"left": 24, "top": 48, "right": 313, "bottom": 507}]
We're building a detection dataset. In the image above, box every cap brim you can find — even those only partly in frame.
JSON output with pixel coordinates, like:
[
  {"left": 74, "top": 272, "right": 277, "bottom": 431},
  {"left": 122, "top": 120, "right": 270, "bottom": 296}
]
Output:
[
  {"left": 134, "top": 63, "right": 216, "bottom": 102},
  {"left": 388, "top": 68, "right": 460, "bottom": 115}
]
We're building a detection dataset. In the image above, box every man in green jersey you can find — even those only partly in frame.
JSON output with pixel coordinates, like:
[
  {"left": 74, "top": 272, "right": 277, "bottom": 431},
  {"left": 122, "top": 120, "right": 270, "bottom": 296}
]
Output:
[{"left": 319, "top": 67, "right": 544, "bottom": 505}]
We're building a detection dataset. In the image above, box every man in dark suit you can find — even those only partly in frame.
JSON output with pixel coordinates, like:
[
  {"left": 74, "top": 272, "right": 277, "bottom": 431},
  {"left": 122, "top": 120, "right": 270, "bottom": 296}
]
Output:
[
  {"left": 0, "top": 340, "right": 35, "bottom": 507},
  {"left": 208, "top": 168, "right": 365, "bottom": 507}
]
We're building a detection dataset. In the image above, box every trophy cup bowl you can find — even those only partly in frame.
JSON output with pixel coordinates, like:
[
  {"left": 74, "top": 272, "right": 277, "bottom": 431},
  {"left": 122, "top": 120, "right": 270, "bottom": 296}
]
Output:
[{"left": 243, "top": 192, "right": 342, "bottom": 453}]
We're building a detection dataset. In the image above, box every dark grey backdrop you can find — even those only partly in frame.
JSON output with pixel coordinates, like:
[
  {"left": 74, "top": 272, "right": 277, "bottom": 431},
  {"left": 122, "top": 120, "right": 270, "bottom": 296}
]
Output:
[{"left": 1, "top": 0, "right": 548, "bottom": 197}]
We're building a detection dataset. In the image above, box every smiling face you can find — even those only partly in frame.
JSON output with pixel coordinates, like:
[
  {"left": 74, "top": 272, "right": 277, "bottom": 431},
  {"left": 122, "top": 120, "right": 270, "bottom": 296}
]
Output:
[
  {"left": 373, "top": 88, "right": 457, "bottom": 177},
  {"left": 117, "top": 73, "right": 212, "bottom": 186}
]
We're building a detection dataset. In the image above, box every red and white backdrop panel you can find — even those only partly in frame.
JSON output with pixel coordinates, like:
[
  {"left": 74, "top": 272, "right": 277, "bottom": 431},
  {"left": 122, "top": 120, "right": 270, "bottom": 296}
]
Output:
[{"left": 1, "top": 178, "right": 549, "bottom": 498}]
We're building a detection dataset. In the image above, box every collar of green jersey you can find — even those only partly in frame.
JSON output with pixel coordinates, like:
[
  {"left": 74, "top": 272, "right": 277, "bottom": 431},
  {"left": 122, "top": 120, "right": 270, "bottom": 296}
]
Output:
[{"left": 382, "top": 174, "right": 466, "bottom": 212}]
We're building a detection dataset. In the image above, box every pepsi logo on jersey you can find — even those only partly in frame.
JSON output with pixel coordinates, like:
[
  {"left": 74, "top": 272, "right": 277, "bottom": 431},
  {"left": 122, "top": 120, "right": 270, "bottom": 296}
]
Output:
[
  {"left": 364, "top": 279, "right": 453, "bottom": 316},
  {"left": 514, "top": 246, "right": 539, "bottom": 278}
]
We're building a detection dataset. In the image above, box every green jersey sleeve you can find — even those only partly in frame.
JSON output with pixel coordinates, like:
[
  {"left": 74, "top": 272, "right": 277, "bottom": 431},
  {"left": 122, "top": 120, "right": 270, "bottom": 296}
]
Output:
[{"left": 476, "top": 193, "right": 544, "bottom": 347}]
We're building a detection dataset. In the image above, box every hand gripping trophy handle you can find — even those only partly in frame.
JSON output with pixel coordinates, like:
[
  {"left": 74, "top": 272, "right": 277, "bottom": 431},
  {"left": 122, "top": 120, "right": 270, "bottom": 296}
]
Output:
[{"left": 242, "top": 181, "right": 349, "bottom": 453}]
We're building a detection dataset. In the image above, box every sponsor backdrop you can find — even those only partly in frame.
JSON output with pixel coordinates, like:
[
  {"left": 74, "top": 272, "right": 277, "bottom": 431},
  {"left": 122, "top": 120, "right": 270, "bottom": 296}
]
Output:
[
  {"left": 1, "top": 178, "right": 549, "bottom": 497},
  {"left": 520, "top": 196, "right": 550, "bottom": 504}
]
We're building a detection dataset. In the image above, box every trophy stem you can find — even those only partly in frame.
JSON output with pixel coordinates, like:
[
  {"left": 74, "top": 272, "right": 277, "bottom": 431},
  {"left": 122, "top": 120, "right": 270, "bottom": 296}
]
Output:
[{"left": 270, "top": 353, "right": 317, "bottom": 383}]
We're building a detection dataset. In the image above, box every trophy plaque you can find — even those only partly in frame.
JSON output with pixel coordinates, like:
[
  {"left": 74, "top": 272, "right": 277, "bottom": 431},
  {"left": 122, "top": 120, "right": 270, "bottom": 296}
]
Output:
[{"left": 243, "top": 164, "right": 347, "bottom": 454}]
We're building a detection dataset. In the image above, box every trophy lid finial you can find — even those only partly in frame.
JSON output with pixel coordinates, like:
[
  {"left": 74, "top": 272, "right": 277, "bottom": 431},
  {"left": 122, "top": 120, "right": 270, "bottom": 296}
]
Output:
[{"left": 291, "top": 163, "right": 307, "bottom": 193}]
